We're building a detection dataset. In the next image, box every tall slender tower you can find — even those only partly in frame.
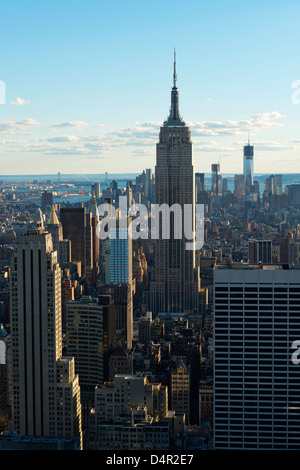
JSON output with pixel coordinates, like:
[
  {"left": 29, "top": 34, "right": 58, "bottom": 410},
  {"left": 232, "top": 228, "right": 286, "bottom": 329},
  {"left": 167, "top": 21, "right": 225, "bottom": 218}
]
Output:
[
  {"left": 10, "top": 225, "right": 82, "bottom": 447},
  {"left": 243, "top": 137, "right": 254, "bottom": 194},
  {"left": 150, "top": 52, "right": 200, "bottom": 314}
]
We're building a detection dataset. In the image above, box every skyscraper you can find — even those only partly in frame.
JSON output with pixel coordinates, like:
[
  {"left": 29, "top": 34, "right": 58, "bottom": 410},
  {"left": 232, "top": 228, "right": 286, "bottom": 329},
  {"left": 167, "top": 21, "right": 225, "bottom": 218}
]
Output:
[
  {"left": 243, "top": 139, "right": 254, "bottom": 194},
  {"left": 170, "top": 359, "right": 190, "bottom": 425},
  {"left": 91, "top": 182, "right": 101, "bottom": 202},
  {"left": 60, "top": 207, "right": 86, "bottom": 274},
  {"left": 214, "top": 265, "right": 300, "bottom": 449},
  {"left": 10, "top": 225, "right": 82, "bottom": 447},
  {"left": 211, "top": 163, "right": 222, "bottom": 196},
  {"left": 46, "top": 206, "right": 71, "bottom": 264},
  {"left": 195, "top": 173, "right": 205, "bottom": 192},
  {"left": 66, "top": 294, "right": 115, "bottom": 428},
  {"left": 99, "top": 214, "right": 133, "bottom": 350},
  {"left": 234, "top": 174, "right": 246, "bottom": 199},
  {"left": 150, "top": 52, "right": 200, "bottom": 314},
  {"left": 41, "top": 191, "right": 53, "bottom": 210},
  {"left": 248, "top": 239, "right": 273, "bottom": 264},
  {"left": 85, "top": 206, "right": 100, "bottom": 290}
]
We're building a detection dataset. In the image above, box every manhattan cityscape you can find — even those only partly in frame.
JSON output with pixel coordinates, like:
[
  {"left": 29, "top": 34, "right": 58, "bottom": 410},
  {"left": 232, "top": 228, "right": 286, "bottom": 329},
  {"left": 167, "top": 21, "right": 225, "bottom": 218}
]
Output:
[{"left": 1, "top": 0, "right": 300, "bottom": 458}]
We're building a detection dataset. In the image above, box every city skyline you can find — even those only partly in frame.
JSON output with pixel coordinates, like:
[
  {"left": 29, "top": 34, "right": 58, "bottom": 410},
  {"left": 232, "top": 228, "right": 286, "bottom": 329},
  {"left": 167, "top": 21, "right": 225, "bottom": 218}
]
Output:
[
  {"left": 1, "top": 0, "right": 300, "bottom": 175},
  {"left": 3, "top": 0, "right": 300, "bottom": 454}
]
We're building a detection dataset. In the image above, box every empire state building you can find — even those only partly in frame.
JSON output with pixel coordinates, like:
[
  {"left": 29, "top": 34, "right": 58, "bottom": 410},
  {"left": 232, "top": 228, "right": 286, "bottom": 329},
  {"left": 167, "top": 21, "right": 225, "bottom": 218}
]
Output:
[{"left": 150, "top": 53, "right": 200, "bottom": 314}]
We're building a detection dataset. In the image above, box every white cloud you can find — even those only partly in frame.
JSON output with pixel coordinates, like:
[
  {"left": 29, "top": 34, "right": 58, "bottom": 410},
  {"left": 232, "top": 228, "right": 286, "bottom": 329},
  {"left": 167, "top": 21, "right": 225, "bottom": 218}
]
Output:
[
  {"left": 47, "top": 135, "right": 79, "bottom": 143},
  {"left": 10, "top": 97, "right": 31, "bottom": 106},
  {"left": 49, "top": 121, "right": 88, "bottom": 130},
  {"left": 189, "top": 111, "right": 284, "bottom": 137},
  {"left": 0, "top": 118, "right": 41, "bottom": 134},
  {"left": 0, "top": 111, "right": 292, "bottom": 167}
]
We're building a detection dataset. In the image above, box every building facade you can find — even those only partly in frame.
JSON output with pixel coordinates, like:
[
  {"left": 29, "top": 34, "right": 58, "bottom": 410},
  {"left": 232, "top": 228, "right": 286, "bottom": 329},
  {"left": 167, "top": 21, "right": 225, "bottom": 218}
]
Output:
[
  {"left": 214, "top": 265, "right": 300, "bottom": 449},
  {"left": 10, "top": 227, "right": 82, "bottom": 447},
  {"left": 150, "top": 53, "right": 200, "bottom": 314}
]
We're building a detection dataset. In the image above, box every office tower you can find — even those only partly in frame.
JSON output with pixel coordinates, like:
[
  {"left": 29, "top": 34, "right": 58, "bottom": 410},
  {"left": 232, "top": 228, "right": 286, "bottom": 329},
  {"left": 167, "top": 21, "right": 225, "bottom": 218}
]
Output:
[
  {"left": 138, "top": 311, "right": 152, "bottom": 344},
  {"left": 125, "top": 182, "right": 133, "bottom": 207},
  {"left": 264, "top": 174, "right": 283, "bottom": 196},
  {"left": 222, "top": 178, "right": 228, "bottom": 193},
  {"left": 136, "top": 170, "right": 146, "bottom": 189},
  {"left": 46, "top": 206, "right": 71, "bottom": 264},
  {"left": 280, "top": 233, "right": 300, "bottom": 265},
  {"left": 150, "top": 52, "right": 200, "bottom": 314},
  {"left": 41, "top": 191, "right": 53, "bottom": 209},
  {"left": 132, "top": 247, "right": 148, "bottom": 289},
  {"left": 195, "top": 173, "right": 205, "bottom": 204},
  {"left": 98, "top": 284, "right": 132, "bottom": 350},
  {"left": 106, "top": 218, "right": 132, "bottom": 285},
  {"left": 243, "top": 140, "right": 254, "bottom": 194},
  {"left": 211, "top": 164, "right": 222, "bottom": 196},
  {"left": 144, "top": 168, "right": 153, "bottom": 201},
  {"left": 195, "top": 173, "right": 205, "bottom": 193},
  {"left": 264, "top": 175, "right": 274, "bottom": 194},
  {"left": 110, "top": 180, "right": 119, "bottom": 202},
  {"left": 199, "top": 380, "right": 213, "bottom": 435},
  {"left": 66, "top": 294, "right": 115, "bottom": 427},
  {"left": 170, "top": 359, "right": 190, "bottom": 425},
  {"left": 91, "top": 182, "right": 101, "bottom": 202},
  {"left": 10, "top": 226, "right": 82, "bottom": 447},
  {"left": 234, "top": 174, "right": 245, "bottom": 198},
  {"left": 85, "top": 210, "right": 99, "bottom": 290},
  {"left": 274, "top": 175, "right": 282, "bottom": 195},
  {"left": 60, "top": 207, "right": 86, "bottom": 274},
  {"left": 103, "top": 212, "right": 132, "bottom": 286},
  {"left": 100, "top": 214, "right": 133, "bottom": 349},
  {"left": 91, "top": 199, "right": 100, "bottom": 287},
  {"left": 248, "top": 239, "right": 272, "bottom": 264},
  {"left": 252, "top": 181, "right": 260, "bottom": 199},
  {"left": 61, "top": 279, "right": 75, "bottom": 325},
  {"left": 287, "top": 185, "right": 300, "bottom": 207},
  {"left": 214, "top": 265, "right": 300, "bottom": 449}
]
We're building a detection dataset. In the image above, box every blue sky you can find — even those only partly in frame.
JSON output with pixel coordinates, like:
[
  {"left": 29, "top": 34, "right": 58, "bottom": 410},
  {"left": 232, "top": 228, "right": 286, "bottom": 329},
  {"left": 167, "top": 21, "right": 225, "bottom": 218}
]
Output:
[{"left": 0, "top": 0, "right": 300, "bottom": 175}]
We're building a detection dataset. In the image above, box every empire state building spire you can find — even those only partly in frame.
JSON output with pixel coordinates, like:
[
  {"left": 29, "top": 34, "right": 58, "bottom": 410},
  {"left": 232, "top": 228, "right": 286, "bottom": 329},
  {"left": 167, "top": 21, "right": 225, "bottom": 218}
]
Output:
[
  {"left": 164, "top": 49, "right": 185, "bottom": 127},
  {"left": 173, "top": 48, "right": 177, "bottom": 87}
]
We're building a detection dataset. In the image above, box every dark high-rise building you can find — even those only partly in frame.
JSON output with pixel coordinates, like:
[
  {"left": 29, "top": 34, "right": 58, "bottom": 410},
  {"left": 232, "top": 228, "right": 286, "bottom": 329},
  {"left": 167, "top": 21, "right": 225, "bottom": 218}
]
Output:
[
  {"left": 280, "top": 232, "right": 300, "bottom": 265},
  {"left": 222, "top": 178, "right": 228, "bottom": 193},
  {"left": 145, "top": 168, "right": 153, "bottom": 201},
  {"left": 98, "top": 284, "right": 132, "bottom": 350},
  {"left": 66, "top": 294, "right": 115, "bottom": 428},
  {"left": 60, "top": 207, "right": 86, "bottom": 274},
  {"left": 248, "top": 239, "right": 272, "bottom": 264},
  {"left": 195, "top": 173, "right": 205, "bottom": 202},
  {"left": 85, "top": 206, "right": 100, "bottom": 290},
  {"left": 243, "top": 140, "right": 254, "bottom": 194},
  {"left": 287, "top": 184, "right": 300, "bottom": 207},
  {"left": 234, "top": 174, "right": 245, "bottom": 199},
  {"left": 150, "top": 52, "right": 200, "bottom": 314},
  {"left": 211, "top": 164, "right": 222, "bottom": 196},
  {"left": 41, "top": 191, "right": 53, "bottom": 209}
]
